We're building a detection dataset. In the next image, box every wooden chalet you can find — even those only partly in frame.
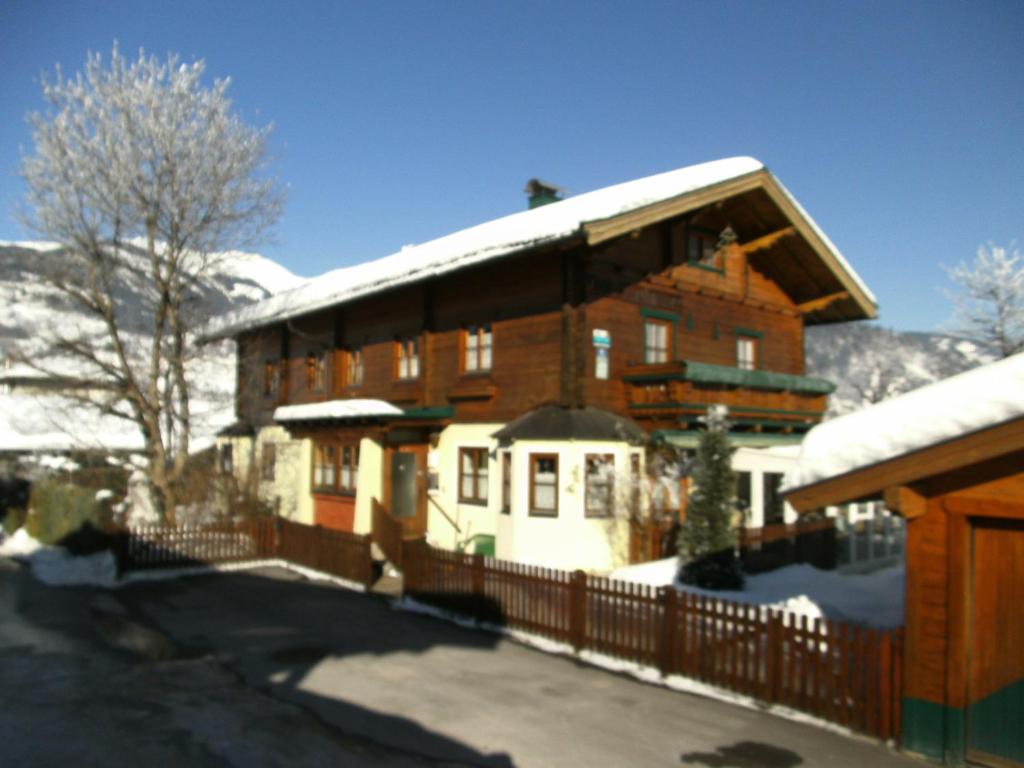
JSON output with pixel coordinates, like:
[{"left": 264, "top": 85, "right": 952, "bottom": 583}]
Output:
[
  {"left": 784, "top": 353, "right": 1024, "bottom": 767},
  {"left": 207, "top": 157, "right": 875, "bottom": 571}
]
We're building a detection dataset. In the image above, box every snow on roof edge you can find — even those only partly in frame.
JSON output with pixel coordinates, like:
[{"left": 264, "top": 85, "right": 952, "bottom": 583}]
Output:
[
  {"left": 274, "top": 399, "right": 404, "bottom": 422},
  {"left": 203, "top": 157, "right": 769, "bottom": 340},
  {"left": 765, "top": 173, "right": 878, "bottom": 308},
  {"left": 783, "top": 352, "right": 1024, "bottom": 493}
]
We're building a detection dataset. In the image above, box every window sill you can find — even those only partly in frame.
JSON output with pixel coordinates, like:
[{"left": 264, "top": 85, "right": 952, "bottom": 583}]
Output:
[
  {"left": 458, "top": 498, "right": 489, "bottom": 507},
  {"left": 528, "top": 510, "right": 558, "bottom": 518},
  {"left": 447, "top": 377, "right": 497, "bottom": 401},
  {"left": 312, "top": 490, "right": 356, "bottom": 498}
]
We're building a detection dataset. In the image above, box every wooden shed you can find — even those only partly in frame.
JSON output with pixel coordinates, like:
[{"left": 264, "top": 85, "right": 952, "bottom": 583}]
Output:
[{"left": 783, "top": 353, "right": 1024, "bottom": 767}]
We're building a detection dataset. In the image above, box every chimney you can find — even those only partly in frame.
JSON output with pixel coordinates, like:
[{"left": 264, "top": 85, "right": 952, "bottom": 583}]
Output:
[{"left": 525, "top": 178, "right": 564, "bottom": 209}]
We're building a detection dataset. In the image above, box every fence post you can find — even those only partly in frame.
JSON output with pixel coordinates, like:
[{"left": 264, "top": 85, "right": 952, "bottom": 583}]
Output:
[
  {"left": 472, "top": 553, "right": 485, "bottom": 595},
  {"left": 569, "top": 570, "right": 587, "bottom": 652},
  {"left": 765, "top": 610, "right": 783, "bottom": 703},
  {"left": 878, "top": 628, "right": 893, "bottom": 740},
  {"left": 658, "top": 587, "right": 678, "bottom": 677}
]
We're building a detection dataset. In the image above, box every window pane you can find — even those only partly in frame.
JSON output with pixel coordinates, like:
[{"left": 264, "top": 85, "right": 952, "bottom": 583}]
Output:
[
  {"left": 480, "top": 342, "right": 492, "bottom": 370},
  {"left": 476, "top": 476, "right": 488, "bottom": 500},
  {"left": 534, "top": 484, "right": 556, "bottom": 510},
  {"left": 461, "top": 475, "right": 475, "bottom": 499}
]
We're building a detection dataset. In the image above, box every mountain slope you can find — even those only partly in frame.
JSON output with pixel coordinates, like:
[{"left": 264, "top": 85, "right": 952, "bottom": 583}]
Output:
[
  {"left": 0, "top": 241, "right": 303, "bottom": 454},
  {"left": 805, "top": 322, "right": 994, "bottom": 416}
]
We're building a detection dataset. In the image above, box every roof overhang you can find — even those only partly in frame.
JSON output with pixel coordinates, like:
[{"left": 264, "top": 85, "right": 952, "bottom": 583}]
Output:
[
  {"left": 784, "top": 415, "right": 1024, "bottom": 511},
  {"left": 583, "top": 169, "right": 877, "bottom": 324}
]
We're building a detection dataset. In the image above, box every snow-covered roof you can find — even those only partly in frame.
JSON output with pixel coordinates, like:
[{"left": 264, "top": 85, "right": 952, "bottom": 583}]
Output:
[
  {"left": 274, "top": 399, "right": 403, "bottom": 422},
  {"left": 205, "top": 157, "right": 875, "bottom": 339},
  {"left": 784, "top": 352, "right": 1024, "bottom": 491}
]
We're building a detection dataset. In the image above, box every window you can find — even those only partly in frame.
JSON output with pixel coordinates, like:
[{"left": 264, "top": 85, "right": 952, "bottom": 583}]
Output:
[
  {"left": 459, "top": 447, "right": 489, "bottom": 504},
  {"left": 736, "top": 471, "right": 752, "bottom": 518},
  {"left": 313, "top": 444, "right": 336, "bottom": 491},
  {"left": 396, "top": 337, "right": 420, "bottom": 380},
  {"left": 529, "top": 454, "right": 558, "bottom": 517},
  {"left": 339, "top": 444, "right": 359, "bottom": 492},
  {"left": 306, "top": 351, "right": 326, "bottom": 391},
  {"left": 687, "top": 229, "right": 718, "bottom": 264},
  {"left": 262, "top": 360, "right": 280, "bottom": 398},
  {"left": 737, "top": 337, "right": 757, "bottom": 370},
  {"left": 463, "top": 324, "right": 493, "bottom": 372},
  {"left": 313, "top": 442, "right": 358, "bottom": 494},
  {"left": 585, "top": 454, "right": 615, "bottom": 518},
  {"left": 261, "top": 443, "right": 276, "bottom": 481},
  {"left": 500, "top": 451, "right": 511, "bottom": 515},
  {"left": 219, "top": 443, "right": 233, "bottom": 474},
  {"left": 344, "top": 348, "right": 364, "bottom": 387},
  {"left": 763, "top": 472, "right": 785, "bottom": 525},
  {"left": 644, "top": 319, "right": 671, "bottom": 364}
]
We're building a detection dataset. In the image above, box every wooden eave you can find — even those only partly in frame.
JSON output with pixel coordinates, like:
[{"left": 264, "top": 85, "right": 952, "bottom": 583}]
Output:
[
  {"left": 785, "top": 415, "right": 1024, "bottom": 512},
  {"left": 581, "top": 169, "right": 877, "bottom": 323}
]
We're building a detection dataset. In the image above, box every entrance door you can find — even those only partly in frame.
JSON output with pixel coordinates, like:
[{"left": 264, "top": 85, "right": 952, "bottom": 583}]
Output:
[
  {"left": 389, "top": 444, "right": 428, "bottom": 538},
  {"left": 967, "top": 518, "right": 1024, "bottom": 767}
]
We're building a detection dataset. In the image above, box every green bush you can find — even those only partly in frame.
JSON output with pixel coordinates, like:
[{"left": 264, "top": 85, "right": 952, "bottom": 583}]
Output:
[
  {"left": 26, "top": 480, "right": 113, "bottom": 545},
  {"left": 3, "top": 508, "right": 25, "bottom": 536}
]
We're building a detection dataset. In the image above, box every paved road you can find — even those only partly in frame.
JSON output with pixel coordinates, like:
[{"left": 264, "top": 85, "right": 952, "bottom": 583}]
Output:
[
  {"left": 111, "top": 566, "right": 920, "bottom": 768},
  {"left": 0, "top": 559, "right": 471, "bottom": 767}
]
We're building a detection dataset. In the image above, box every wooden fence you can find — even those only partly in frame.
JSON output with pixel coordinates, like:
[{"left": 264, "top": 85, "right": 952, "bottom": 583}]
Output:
[
  {"left": 372, "top": 498, "right": 405, "bottom": 569},
  {"left": 116, "top": 518, "right": 374, "bottom": 588},
  {"left": 403, "top": 540, "right": 902, "bottom": 741},
  {"left": 739, "top": 518, "right": 837, "bottom": 573}
]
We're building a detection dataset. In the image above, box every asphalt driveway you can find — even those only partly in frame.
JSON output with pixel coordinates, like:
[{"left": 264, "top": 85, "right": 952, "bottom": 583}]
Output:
[{"left": 111, "top": 566, "right": 919, "bottom": 768}]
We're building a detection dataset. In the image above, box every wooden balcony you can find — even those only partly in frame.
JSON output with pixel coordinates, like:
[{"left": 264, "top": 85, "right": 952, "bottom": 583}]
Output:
[{"left": 623, "top": 360, "right": 832, "bottom": 429}]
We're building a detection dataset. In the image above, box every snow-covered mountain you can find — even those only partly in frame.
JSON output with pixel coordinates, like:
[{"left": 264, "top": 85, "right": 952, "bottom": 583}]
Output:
[
  {"left": 0, "top": 241, "right": 303, "bottom": 454},
  {"left": 806, "top": 322, "right": 994, "bottom": 416}
]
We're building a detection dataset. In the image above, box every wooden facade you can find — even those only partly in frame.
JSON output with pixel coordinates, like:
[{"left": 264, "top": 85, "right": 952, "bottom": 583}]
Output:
[
  {"left": 787, "top": 416, "right": 1024, "bottom": 767},
  {"left": 235, "top": 195, "right": 845, "bottom": 439}
]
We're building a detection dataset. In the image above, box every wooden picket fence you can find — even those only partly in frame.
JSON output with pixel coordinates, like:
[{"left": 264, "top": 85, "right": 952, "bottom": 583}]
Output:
[
  {"left": 403, "top": 540, "right": 903, "bottom": 741},
  {"left": 116, "top": 518, "right": 374, "bottom": 588}
]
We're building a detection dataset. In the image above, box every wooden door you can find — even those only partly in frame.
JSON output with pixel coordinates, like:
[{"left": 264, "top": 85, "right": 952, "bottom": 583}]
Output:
[
  {"left": 389, "top": 444, "right": 428, "bottom": 538},
  {"left": 967, "top": 518, "right": 1024, "bottom": 767}
]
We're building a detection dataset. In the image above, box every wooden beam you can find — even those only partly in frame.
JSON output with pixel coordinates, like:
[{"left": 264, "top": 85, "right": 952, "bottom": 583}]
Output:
[
  {"left": 737, "top": 226, "right": 796, "bottom": 255},
  {"left": 942, "top": 496, "right": 1024, "bottom": 520},
  {"left": 797, "top": 291, "right": 850, "bottom": 315},
  {"left": 785, "top": 416, "right": 1024, "bottom": 511},
  {"left": 884, "top": 485, "right": 928, "bottom": 519}
]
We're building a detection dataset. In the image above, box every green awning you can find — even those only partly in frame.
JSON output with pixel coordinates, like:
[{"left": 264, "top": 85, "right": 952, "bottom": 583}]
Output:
[
  {"left": 653, "top": 430, "right": 806, "bottom": 449},
  {"left": 625, "top": 360, "right": 836, "bottom": 395}
]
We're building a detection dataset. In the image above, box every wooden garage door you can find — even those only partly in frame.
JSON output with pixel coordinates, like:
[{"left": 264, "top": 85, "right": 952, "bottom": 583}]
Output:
[{"left": 968, "top": 518, "right": 1024, "bottom": 767}]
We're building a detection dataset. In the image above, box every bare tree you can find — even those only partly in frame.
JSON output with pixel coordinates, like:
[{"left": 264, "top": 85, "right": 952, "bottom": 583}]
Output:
[
  {"left": 19, "top": 44, "right": 282, "bottom": 520},
  {"left": 945, "top": 243, "right": 1024, "bottom": 358}
]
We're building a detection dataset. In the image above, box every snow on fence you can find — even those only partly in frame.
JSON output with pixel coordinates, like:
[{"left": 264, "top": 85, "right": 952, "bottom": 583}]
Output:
[
  {"left": 117, "top": 519, "right": 374, "bottom": 588},
  {"left": 403, "top": 540, "right": 903, "bottom": 741}
]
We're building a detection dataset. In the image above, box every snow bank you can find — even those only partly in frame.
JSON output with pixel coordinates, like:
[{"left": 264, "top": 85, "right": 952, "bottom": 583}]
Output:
[
  {"left": 786, "top": 352, "right": 1024, "bottom": 491},
  {"left": 609, "top": 557, "right": 904, "bottom": 627},
  {"left": 0, "top": 529, "right": 117, "bottom": 587}
]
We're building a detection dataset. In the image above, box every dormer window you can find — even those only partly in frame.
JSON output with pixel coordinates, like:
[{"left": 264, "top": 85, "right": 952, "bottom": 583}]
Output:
[{"left": 687, "top": 228, "right": 718, "bottom": 264}]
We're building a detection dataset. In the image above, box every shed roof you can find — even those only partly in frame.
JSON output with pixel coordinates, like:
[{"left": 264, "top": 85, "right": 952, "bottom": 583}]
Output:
[
  {"left": 203, "top": 157, "right": 876, "bottom": 340},
  {"left": 783, "top": 352, "right": 1024, "bottom": 504}
]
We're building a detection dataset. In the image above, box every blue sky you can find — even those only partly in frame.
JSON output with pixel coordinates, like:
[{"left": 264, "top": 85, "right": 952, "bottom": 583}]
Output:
[{"left": 1, "top": 1, "right": 1021, "bottom": 332}]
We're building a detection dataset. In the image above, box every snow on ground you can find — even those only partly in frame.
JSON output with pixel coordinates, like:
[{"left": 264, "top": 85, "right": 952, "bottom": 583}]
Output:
[
  {"left": 0, "top": 529, "right": 117, "bottom": 587},
  {"left": 609, "top": 557, "right": 904, "bottom": 628}
]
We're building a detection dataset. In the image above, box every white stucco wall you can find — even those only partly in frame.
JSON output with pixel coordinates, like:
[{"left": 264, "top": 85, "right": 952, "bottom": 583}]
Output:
[
  {"left": 497, "top": 440, "right": 642, "bottom": 573},
  {"left": 731, "top": 446, "right": 799, "bottom": 527},
  {"left": 428, "top": 423, "right": 504, "bottom": 551},
  {"left": 214, "top": 428, "right": 312, "bottom": 524},
  {"left": 352, "top": 436, "right": 383, "bottom": 534}
]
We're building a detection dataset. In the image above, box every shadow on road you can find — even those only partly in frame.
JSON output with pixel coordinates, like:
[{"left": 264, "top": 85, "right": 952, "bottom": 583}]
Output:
[
  {"left": 681, "top": 740, "right": 803, "bottom": 767},
  {"left": 115, "top": 567, "right": 514, "bottom": 766}
]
